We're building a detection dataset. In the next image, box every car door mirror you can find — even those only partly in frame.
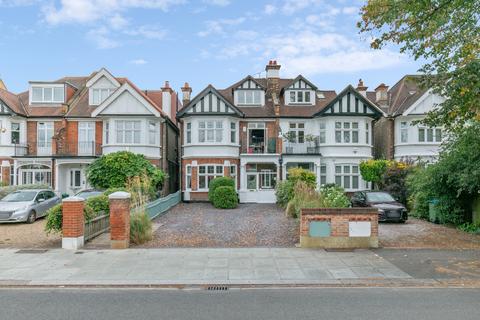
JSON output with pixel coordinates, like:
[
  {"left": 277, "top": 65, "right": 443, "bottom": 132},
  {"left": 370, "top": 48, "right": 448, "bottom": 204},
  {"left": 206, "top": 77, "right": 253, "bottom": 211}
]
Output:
[{"left": 37, "top": 198, "right": 45, "bottom": 203}]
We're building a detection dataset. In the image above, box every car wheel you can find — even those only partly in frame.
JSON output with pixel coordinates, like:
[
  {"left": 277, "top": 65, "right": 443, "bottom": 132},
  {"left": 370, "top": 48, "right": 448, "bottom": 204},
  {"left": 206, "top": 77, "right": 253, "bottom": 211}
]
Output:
[{"left": 26, "top": 211, "right": 36, "bottom": 224}]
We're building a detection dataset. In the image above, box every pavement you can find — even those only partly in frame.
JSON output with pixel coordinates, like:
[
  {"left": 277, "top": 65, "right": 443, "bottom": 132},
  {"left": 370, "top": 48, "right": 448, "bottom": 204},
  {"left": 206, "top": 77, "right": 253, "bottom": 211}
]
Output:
[
  {"left": 2, "top": 288, "right": 480, "bottom": 320},
  {"left": 0, "top": 247, "right": 416, "bottom": 287}
]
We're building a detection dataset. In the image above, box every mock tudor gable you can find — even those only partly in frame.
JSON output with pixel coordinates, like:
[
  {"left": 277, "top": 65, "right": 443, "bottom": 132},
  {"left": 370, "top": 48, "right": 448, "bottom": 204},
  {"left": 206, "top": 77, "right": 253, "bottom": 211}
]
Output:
[
  {"left": 177, "top": 85, "right": 244, "bottom": 118},
  {"left": 315, "top": 85, "right": 384, "bottom": 118}
]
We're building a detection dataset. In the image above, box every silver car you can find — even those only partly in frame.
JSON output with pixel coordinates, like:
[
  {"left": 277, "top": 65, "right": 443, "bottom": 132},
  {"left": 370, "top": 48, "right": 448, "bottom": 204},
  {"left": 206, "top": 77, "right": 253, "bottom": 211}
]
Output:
[{"left": 0, "top": 189, "right": 61, "bottom": 223}]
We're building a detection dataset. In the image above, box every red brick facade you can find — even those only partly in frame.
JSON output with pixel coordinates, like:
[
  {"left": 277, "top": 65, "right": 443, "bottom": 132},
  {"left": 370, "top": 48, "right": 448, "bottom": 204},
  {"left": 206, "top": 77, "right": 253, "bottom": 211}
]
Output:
[
  {"left": 109, "top": 194, "right": 131, "bottom": 249},
  {"left": 62, "top": 198, "right": 85, "bottom": 238},
  {"left": 26, "top": 121, "right": 37, "bottom": 155}
]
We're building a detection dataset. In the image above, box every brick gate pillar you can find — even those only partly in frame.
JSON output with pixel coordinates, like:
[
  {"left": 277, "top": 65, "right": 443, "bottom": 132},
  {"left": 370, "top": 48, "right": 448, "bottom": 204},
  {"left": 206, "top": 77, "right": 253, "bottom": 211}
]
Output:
[
  {"left": 109, "top": 191, "right": 131, "bottom": 249},
  {"left": 62, "top": 196, "right": 85, "bottom": 250}
]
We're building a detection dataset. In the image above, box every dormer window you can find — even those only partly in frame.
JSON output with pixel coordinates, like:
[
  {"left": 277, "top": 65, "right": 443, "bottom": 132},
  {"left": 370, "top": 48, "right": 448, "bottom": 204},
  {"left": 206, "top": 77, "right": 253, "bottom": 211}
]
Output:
[
  {"left": 289, "top": 90, "right": 311, "bottom": 104},
  {"left": 30, "top": 85, "right": 64, "bottom": 104},
  {"left": 92, "top": 88, "right": 112, "bottom": 105},
  {"left": 237, "top": 90, "right": 262, "bottom": 105}
]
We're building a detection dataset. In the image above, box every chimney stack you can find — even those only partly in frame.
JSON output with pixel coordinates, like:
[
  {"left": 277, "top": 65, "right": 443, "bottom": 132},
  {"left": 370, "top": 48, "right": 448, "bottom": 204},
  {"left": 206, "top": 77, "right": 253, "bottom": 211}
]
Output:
[
  {"left": 266, "top": 60, "right": 281, "bottom": 99},
  {"left": 375, "top": 83, "right": 389, "bottom": 107},
  {"left": 161, "top": 80, "right": 173, "bottom": 118},
  {"left": 356, "top": 79, "right": 368, "bottom": 97},
  {"left": 181, "top": 82, "right": 192, "bottom": 106}
]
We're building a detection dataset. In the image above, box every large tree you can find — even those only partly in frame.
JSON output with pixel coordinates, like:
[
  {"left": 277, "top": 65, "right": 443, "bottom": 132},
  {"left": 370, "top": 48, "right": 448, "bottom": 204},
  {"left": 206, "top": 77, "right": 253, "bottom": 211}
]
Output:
[{"left": 358, "top": 0, "right": 480, "bottom": 131}]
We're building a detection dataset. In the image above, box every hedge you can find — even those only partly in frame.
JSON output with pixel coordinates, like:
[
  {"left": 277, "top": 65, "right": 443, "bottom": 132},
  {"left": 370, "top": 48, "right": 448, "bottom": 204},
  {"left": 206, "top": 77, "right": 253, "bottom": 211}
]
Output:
[{"left": 208, "top": 176, "right": 235, "bottom": 203}]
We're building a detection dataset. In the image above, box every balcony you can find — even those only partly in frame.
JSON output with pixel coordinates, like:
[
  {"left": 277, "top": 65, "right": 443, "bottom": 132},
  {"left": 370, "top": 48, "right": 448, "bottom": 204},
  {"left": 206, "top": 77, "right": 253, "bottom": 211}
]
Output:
[
  {"left": 15, "top": 142, "right": 102, "bottom": 157},
  {"left": 241, "top": 137, "right": 277, "bottom": 154},
  {"left": 283, "top": 136, "right": 321, "bottom": 155}
]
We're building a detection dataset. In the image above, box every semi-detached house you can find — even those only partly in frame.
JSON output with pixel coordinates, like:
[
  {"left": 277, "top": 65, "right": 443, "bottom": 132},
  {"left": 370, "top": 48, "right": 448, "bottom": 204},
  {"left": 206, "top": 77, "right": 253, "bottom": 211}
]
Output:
[
  {"left": 177, "top": 61, "right": 386, "bottom": 203},
  {"left": 0, "top": 68, "right": 180, "bottom": 195}
]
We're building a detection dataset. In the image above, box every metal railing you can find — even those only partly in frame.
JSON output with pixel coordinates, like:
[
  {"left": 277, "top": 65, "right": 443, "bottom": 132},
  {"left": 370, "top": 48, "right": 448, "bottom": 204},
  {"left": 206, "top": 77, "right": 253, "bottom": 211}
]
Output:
[
  {"left": 13, "top": 143, "right": 28, "bottom": 156},
  {"left": 84, "top": 212, "right": 110, "bottom": 241},
  {"left": 283, "top": 136, "right": 321, "bottom": 154},
  {"left": 15, "top": 142, "right": 102, "bottom": 157},
  {"left": 241, "top": 137, "right": 277, "bottom": 154}
]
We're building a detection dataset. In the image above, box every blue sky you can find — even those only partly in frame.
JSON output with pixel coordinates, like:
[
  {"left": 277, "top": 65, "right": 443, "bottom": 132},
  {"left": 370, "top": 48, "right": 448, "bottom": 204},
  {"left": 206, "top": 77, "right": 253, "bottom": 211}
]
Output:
[{"left": 0, "top": 0, "right": 423, "bottom": 95}]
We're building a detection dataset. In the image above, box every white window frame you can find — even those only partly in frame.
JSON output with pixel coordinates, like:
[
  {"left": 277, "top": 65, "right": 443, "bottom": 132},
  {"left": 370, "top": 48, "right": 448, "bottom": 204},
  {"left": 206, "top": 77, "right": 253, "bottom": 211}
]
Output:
[
  {"left": 335, "top": 121, "right": 359, "bottom": 144},
  {"left": 366, "top": 122, "right": 370, "bottom": 144},
  {"left": 335, "top": 164, "right": 360, "bottom": 190},
  {"left": 418, "top": 126, "right": 442, "bottom": 143},
  {"left": 186, "top": 122, "right": 192, "bottom": 144},
  {"left": 148, "top": 121, "right": 158, "bottom": 145},
  {"left": 229, "top": 165, "right": 237, "bottom": 189},
  {"left": 11, "top": 122, "right": 21, "bottom": 144},
  {"left": 319, "top": 122, "right": 326, "bottom": 144},
  {"left": 198, "top": 164, "right": 223, "bottom": 190},
  {"left": 230, "top": 122, "right": 236, "bottom": 143},
  {"left": 288, "top": 122, "right": 305, "bottom": 143},
  {"left": 104, "top": 121, "right": 110, "bottom": 144},
  {"left": 320, "top": 164, "right": 327, "bottom": 186},
  {"left": 37, "top": 122, "right": 54, "bottom": 154},
  {"left": 400, "top": 121, "right": 408, "bottom": 143},
  {"left": 185, "top": 165, "right": 192, "bottom": 190},
  {"left": 237, "top": 90, "right": 262, "bottom": 105},
  {"left": 115, "top": 120, "right": 141, "bottom": 144},
  {"left": 69, "top": 169, "right": 82, "bottom": 188},
  {"left": 246, "top": 164, "right": 277, "bottom": 191},
  {"left": 30, "top": 85, "right": 64, "bottom": 104},
  {"left": 91, "top": 88, "right": 112, "bottom": 105},
  {"left": 198, "top": 120, "right": 223, "bottom": 143},
  {"left": 288, "top": 90, "right": 312, "bottom": 104},
  {"left": 78, "top": 121, "right": 95, "bottom": 155}
]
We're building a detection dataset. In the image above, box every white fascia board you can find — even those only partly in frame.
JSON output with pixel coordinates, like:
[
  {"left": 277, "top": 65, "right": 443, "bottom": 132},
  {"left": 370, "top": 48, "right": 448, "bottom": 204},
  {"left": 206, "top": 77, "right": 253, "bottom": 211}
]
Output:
[{"left": 86, "top": 68, "right": 121, "bottom": 88}]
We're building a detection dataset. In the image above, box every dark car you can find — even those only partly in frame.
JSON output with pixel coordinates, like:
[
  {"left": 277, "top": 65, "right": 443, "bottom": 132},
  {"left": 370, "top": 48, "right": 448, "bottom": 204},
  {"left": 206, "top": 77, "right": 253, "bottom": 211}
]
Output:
[{"left": 351, "top": 191, "right": 408, "bottom": 222}]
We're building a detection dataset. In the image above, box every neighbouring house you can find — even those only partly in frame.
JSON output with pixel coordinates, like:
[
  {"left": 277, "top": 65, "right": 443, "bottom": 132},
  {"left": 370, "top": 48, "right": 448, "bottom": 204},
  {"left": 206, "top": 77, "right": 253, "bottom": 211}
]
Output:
[
  {"left": 373, "top": 75, "right": 445, "bottom": 163},
  {"left": 177, "top": 61, "right": 385, "bottom": 203},
  {"left": 0, "top": 68, "right": 180, "bottom": 195}
]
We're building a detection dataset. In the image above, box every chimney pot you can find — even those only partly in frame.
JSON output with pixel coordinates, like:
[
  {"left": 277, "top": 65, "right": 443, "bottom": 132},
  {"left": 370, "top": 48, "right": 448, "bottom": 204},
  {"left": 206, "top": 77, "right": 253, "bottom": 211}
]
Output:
[{"left": 356, "top": 78, "right": 368, "bottom": 97}]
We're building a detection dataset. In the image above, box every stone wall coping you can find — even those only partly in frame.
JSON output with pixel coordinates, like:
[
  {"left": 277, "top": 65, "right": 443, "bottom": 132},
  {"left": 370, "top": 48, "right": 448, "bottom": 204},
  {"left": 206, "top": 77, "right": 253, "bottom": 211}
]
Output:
[
  {"left": 108, "top": 191, "right": 131, "bottom": 200},
  {"left": 301, "top": 208, "right": 379, "bottom": 216},
  {"left": 63, "top": 196, "right": 85, "bottom": 203}
]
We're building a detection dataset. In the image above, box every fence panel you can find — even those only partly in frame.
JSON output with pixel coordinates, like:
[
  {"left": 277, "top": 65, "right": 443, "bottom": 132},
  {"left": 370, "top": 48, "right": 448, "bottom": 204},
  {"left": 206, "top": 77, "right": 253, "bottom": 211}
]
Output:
[
  {"left": 84, "top": 212, "right": 110, "bottom": 241},
  {"left": 142, "top": 191, "right": 181, "bottom": 220}
]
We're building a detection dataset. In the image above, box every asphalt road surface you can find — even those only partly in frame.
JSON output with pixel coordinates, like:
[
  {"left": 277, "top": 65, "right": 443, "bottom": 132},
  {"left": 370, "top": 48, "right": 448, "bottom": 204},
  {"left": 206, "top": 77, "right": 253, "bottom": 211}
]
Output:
[{"left": 1, "top": 288, "right": 479, "bottom": 320}]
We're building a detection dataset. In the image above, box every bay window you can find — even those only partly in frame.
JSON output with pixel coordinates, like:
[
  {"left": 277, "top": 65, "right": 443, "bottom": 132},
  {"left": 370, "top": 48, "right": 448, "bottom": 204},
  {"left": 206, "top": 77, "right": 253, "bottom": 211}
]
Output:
[
  {"left": 198, "top": 120, "right": 223, "bottom": 143},
  {"left": 418, "top": 126, "right": 442, "bottom": 143},
  {"left": 148, "top": 121, "right": 158, "bottom": 145},
  {"left": 116, "top": 120, "right": 141, "bottom": 144},
  {"left": 320, "top": 164, "right": 327, "bottom": 186},
  {"left": 198, "top": 165, "right": 223, "bottom": 190},
  {"left": 230, "top": 122, "right": 236, "bottom": 143},
  {"left": 186, "top": 122, "right": 191, "bottom": 143},
  {"left": 335, "top": 121, "right": 359, "bottom": 143},
  {"left": 400, "top": 122, "right": 408, "bottom": 143},
  {"left": 237, "top": 90, "right": 262, "bottom": 105},
  {"left": 366, "top": 122, "right": 370, "bottom": 144},
  {"left": 186, "top": 165, "right": 192, "bottom": 189},
  {"left": 335, "top": 164, "right": 360, "bottom": 190},
  {"left": 319, "top": 122, "right": 326, "bottom": 144},
  {"left": 11, "top": 123, "right": 20, "bottom": 144}
]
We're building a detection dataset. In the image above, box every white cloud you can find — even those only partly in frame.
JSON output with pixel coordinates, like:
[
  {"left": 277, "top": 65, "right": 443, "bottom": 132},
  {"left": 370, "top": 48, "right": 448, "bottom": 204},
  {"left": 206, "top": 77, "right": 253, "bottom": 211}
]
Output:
[
  {"left": 0, "top": 0, "right": 39, "bottom": 6},
  {"left": 281, "top": 0, "right": 323, "bottom": 15},
  {"left": 130, "top": 58, "right": 148, "bottom": 65},
  {"left": 124, "top": 25, "right": 167, "bottom": 40},
  {"left": 86, "top": 27, "right": 119, "bottom": 49},
  {"left": 197, "top": 17, "right": 245, "bottom": 37},
  {"left": 342, "top": 6, "right": 358, "bottom": 15},
  {"left": 109, "top": 14, "right": 129, "bottom": 30},
  {"left": 202, "top": 0, "right": 230, "bottom": 6},
  {"left": 264, "top": 4, "right": 276, "bottom": 15}
]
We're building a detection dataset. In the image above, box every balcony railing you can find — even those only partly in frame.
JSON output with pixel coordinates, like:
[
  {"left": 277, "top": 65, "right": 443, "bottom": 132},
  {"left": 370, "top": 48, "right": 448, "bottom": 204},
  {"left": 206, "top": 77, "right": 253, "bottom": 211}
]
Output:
[
  {"left": 241, "top": 137, "right": 277, "bottom": 154},
  {"left": 283, "top": 136, "right": 321, "bottom": 155},
  {"left": 15, "top": 142, "right": 102, "bottom": 157}
]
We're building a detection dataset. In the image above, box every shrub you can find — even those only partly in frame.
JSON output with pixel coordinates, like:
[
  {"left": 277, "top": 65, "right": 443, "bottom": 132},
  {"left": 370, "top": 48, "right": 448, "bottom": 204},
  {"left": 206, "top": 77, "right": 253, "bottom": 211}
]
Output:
[
  {"left": 319, "top": 185, "right": 351, "bottom": 208},
  {"left": 360, "top": 159, "right": 390, "bottom": 185},
  {"left": 377, "top": 161, "right": 414, "bottom": 205},
  {"left": 44, "top": 195, "right": 109, "bottom": 234},
  {"left": 275, "top": 180, "right": 295, "bottom": 209},
  {"left": 130, "top": 211, "right": 153, "bottom": 245},
  {"left": 288, "top": 181, "right": 322, "bottom": 218},
  {"left": 208, "top": 177, "right": 235, "bottom": 203},
  {"left": 212, "top": 186, "right": 238, "bottom": 209},
  {"left": 87, "top": 151, "right": 166, "bottom": 191},
  {"left": 287, "top": 168, "right": 317, "bottom": 189}
]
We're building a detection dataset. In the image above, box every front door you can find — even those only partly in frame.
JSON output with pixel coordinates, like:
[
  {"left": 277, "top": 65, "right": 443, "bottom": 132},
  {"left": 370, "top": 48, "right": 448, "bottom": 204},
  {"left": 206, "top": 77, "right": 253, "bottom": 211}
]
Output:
[
  {"left": 78, "top": 122, "right": 95, "bottom": 155},
  {"left": 69, "top": 169, "right": 85, "bottom": 194}
]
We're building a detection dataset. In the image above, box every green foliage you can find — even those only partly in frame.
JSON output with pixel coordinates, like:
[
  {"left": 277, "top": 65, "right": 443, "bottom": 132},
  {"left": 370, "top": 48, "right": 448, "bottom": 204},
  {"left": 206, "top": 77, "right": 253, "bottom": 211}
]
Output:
[
  {"left": 130, "top": 211, "right": 153, "bottom": 245},
  {"left": 358, "top": 0, "right": 480, "bottom": 130},
  {"left": 0, "top": 184, "right": 49, "bottom": 200},
  {"left": 360, "top": 159, "right": 389, "bottom": 184},
  {"left": 408, "top": 124, "right": 480, "bottom": 225},
  {"left": 212, "top": 186, "right": 238, "bottom": 209},
  {"left": 87, "top": 151, "right": 166, "bottom": 191},
  {"left": 287, "top": 168, "right": 317, "bottom": 189},
  {"left": 275, "top": 180, "right": 295, "bottom": 209},
  {"left": 319, "top": 185, "right": 351, "bottom": 208},
  {"left": 44, "top": 195, "right": 110, "bottom": 234},
  {"left": 378, "top": 161, "right": 414, "bottom": 205},
  {"left": 457, "top": 222, "right": 480, "bottom": 234},
  {"left": 104, "top": 187, "right": 128, "bottom": 196},
  {"left": 208, "top": 177, "right": 235, "bottom": 203},
  {"left": 85, "top": 194, "right": 109, "bottom": 214}
]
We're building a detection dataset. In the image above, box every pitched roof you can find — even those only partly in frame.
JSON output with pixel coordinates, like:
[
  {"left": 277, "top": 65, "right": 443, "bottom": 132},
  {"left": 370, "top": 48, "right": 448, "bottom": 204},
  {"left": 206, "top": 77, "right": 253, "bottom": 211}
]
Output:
[
  {"left": 0, "top": 88, "right": 27, "bottom": 116},
  {"left": 387, "top": 75, "right": 428, "bottom": 116}
]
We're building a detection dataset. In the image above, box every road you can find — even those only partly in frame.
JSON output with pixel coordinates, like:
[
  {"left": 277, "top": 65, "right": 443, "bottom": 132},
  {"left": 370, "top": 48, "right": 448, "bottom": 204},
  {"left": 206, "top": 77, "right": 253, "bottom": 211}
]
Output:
[{"left": 1, "top": 288, "right": 479, "bottom": 320}]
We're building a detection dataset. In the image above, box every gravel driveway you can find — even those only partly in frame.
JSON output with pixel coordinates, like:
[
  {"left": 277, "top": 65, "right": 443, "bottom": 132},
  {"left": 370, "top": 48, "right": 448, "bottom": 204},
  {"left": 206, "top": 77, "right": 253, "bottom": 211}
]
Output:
[
  {"left": 142, "top": 203, "right": 299, "bottom": 248},
  {"left": 0, "top": 218, "right": 61, "bottom": 249},
  {"left": 379, "top": 218, "right": 480, "bottom": 249}
]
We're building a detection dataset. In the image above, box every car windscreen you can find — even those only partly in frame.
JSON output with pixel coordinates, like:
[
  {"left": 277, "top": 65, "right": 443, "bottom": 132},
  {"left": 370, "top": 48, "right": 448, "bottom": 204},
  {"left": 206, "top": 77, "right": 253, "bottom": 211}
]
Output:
[
  {"left": 366, "top": 192, "right": 395, "bottom": 203},
  {"left": 2, "top": 191, "right": 37, "bottom": 202},
  {"left": 76, "top": 191, "right": 102, "bottom": 199}
]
